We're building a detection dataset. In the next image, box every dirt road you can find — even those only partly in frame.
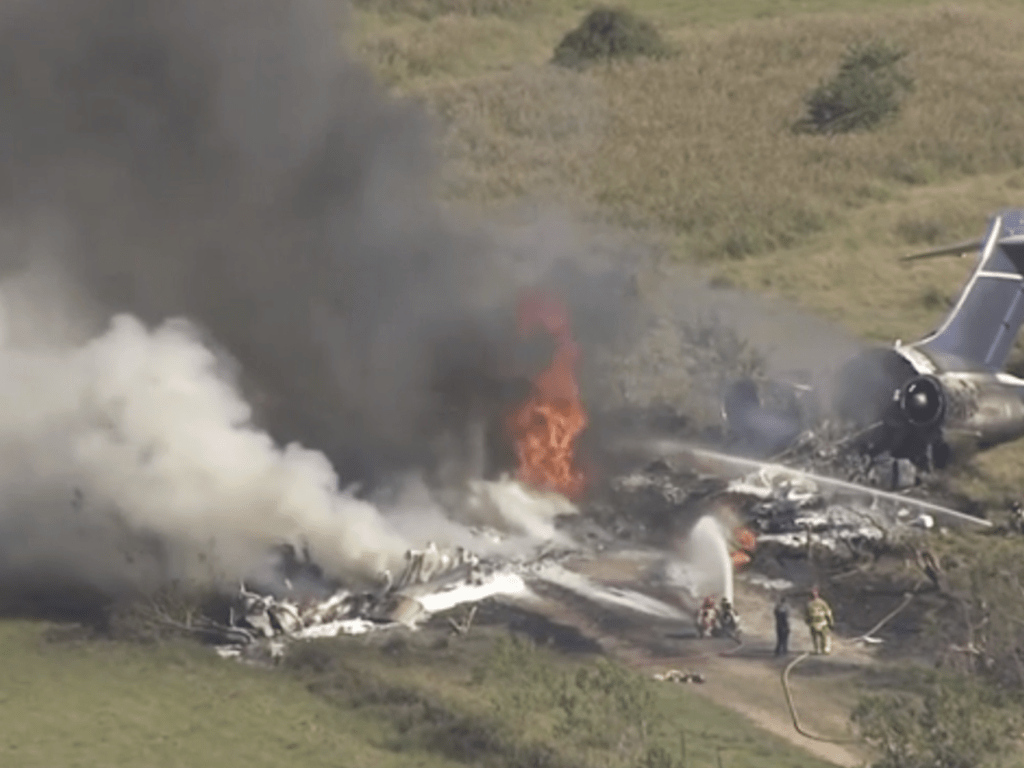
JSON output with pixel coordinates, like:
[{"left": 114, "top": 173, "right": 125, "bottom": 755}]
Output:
[
  {"left": 625, "top": 586, "right": 872, "bottom": 767},
  {"left": 546, "top": 559, "right": 874, "bottom": 767}
]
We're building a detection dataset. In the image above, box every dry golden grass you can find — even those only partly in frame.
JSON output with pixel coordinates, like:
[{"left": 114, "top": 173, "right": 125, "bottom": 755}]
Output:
[
  {"left": 349, "top": 1, "right": 1024, "bottom": 505},
  {"left": 425, "top": 67, "right": 606, "bottom": 202},
  {"left": 707, "top": 174, "right": 1016, "bottom": 340},
  {"left": 706, "top": 171, "right": 1024, "bottom": 504},
  {"left": 386, "top": 6, "right": 1024, "bottom": 260},
  {"left": 352, "top": 0, "right": 541, "bottom": 20}
]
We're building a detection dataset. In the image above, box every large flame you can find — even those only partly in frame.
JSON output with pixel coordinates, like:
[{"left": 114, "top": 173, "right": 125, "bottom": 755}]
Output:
[{"left": 505, "top": 291, "right": 588, "bottom": 500}]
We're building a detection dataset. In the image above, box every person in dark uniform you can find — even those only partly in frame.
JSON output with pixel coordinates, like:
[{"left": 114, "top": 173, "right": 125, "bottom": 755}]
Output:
[{"left": 774, "top": 595, "right": 791, "bottom": 656}]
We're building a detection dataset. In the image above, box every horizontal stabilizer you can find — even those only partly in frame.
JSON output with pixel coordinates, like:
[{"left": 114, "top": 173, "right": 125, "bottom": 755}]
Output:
[{"left": 902, "top": 238, "right": 983, "bottom": 262}]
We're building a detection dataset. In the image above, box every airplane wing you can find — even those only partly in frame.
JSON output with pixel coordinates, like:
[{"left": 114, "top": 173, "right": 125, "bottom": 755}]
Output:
[
  {"left": 614, "top": 437, "right": 991, "bottom": 529},
  {"left": 910, "top": 209, "right": 1024, "bottom": 371}
]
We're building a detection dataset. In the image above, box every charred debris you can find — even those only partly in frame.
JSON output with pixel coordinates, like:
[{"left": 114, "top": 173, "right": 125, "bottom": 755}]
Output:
[
  {"left": 77, "top": 295, "right": 999, "bottom": 666},
  {"left": 18, "top": 274, "right": 1000, "bottom": 664},
  {"left": 95, "top": 422, "right": 989, "bottom": 666}
]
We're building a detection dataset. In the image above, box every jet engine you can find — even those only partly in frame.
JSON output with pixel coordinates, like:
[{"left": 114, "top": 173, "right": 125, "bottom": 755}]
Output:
[
  {"left": 894, "top": 375, "right": 945, "bottom": 430},
  {"left": 721, "top": 378, "right": 803, "bottom": 457},
  {"left": 872, "top": 373, "right": 948, "bottom": 465}
]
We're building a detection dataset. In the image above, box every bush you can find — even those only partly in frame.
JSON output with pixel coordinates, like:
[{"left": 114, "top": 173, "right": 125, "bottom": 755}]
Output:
[
  {"left": 102, "top": 583, "right": 231, "bottom": 644},
  {"left": 852, "top": 671, "right": 1022, "bottom": 768},
  {"left": 797, "top": 39, "right": 913, "bottom": 134},
  {"left": 552, "top": 7, "right": 671, "bottom": 69}
]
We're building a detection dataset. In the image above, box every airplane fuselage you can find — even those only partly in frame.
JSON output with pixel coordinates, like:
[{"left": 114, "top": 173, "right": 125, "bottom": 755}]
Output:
[
  {"left": 846, "top": 343, "right": 1024, "bottom": 466},
  {"left": 724, "top": 209, "right": 1024, "bottom": 474}
]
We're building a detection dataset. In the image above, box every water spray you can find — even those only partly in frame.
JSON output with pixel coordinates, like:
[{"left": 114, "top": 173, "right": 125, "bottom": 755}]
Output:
[{"left": 684, "top": 515, "right": 734, "bottom": 605}]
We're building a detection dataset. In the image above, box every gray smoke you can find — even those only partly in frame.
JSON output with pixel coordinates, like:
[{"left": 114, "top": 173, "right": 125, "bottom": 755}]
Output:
[
  {"left": 0, "top": 0, "right": 595, "bottom": 596},
  {"left": 0, "top": 0, "right": 506, "bottom": 476},
  {"left": 0, "top": 0, "right": 845, "bottom": 602}
]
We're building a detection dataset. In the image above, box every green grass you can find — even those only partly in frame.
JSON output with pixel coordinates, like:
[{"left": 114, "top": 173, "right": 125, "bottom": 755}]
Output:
[
  {"left": 0, "top": 620, "right": 841, "bottom": 768},
  {"left": 0, "top": 621, "right": 431, "bottom": 768},
  {"left": 284, "top": 630, "right": 843, "bottom": 768}
]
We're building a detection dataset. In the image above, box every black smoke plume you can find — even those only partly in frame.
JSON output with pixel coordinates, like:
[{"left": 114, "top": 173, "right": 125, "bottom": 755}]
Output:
[
  {"left": 0, "top": 0, "right": 515, "bottom": 481},
  {"left": 0, "top": 0, "right": 644, "bottom": 600}
]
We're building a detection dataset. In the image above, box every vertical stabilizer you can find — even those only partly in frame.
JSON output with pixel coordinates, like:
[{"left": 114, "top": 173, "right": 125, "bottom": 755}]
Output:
[{"left": 913, "top": 210, "right": 1024, "bottom": 370}]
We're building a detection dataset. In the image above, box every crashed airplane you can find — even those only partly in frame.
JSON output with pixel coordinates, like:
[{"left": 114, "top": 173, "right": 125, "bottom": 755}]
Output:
[
  {"left": 211, "top": 251, "right": 1005, "bottom": 663},
  {"left": 192, "top": 266, "right": 1002, "bottom": 664},
  {"left": 83, "top": 219, "right": 1003, "bottom": 667},
  {"left": 724, "top": 208, "right": 1024, "bottom": 485}
]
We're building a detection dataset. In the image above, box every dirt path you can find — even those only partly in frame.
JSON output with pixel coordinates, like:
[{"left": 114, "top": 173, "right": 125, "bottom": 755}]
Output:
[
  {"left": 636, "top": 648, "right": 869, "bottom": 767},
  {"left": 546, "top": 565, "right": 875, "bottom": 767}
]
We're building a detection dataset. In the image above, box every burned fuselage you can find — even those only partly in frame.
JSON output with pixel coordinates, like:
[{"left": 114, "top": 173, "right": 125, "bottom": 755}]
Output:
[
  {"left": 724, "top": 209, "right": 1024, "bottom": 476},
  {"left": 832, "top": 344, "right": 1024, "bottom": 468}
]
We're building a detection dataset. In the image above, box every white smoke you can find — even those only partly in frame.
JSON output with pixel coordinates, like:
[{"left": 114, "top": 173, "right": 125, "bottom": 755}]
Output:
[
  {"left": 0, "top": 303, "right": 575, "bottom": 595},
  {"left": 0, "top": 312, "right": 407, "bottom": 588},
  {"left": 370, "top": 473, "right": 578, "bottom": 559}
]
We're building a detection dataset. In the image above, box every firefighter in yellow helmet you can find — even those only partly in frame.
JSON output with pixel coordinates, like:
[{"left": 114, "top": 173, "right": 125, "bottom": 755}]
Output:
[{"left": 805, "top": 587, "right": 834, "bottom": 655}]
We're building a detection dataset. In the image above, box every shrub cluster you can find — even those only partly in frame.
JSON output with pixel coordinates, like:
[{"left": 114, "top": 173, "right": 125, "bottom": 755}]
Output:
[
  {"left": 552, "top": 6, "right": 671, "bottom": 69},
  {"left": 797, "top": 39, "right": 914, "bottom": 134},
  {"left": 853, "top": 669, "right": 1022, "bottom": 768}
]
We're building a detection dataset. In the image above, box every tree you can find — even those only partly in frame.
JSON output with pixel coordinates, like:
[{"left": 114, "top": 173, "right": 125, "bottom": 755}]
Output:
[{"left": 797, "top": 39, "right": 913, "bottom": 135}]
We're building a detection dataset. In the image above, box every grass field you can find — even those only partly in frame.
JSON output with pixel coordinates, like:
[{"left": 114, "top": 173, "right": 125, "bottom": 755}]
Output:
[
  {"left": 0, "top": 620, "right": 405, "bottom": 768},
  {"left": 349, "top": 0, "right": 1024, "bottom": 508},
  {"left": 0, "top": 620, "right": 839, "bottom": 768}
]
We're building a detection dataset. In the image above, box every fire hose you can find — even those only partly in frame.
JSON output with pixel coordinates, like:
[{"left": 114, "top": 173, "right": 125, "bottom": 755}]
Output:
[
  {"left": 857, "top": 587, "right": 919, "bottom": 641},
  {"left": 780, "top": 652, "right": 860, "bottom": 745},
  {"left": 779, "top": 590, "right": 917, "bottom": 745},
  {"left": 718, "top": 630, "right": 745, "bottom": 656}
]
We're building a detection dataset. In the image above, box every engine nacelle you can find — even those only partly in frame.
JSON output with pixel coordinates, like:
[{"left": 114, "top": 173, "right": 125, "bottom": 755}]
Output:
[
  {"left": 896, "top": 375, "right": 945, "bottom": 429},
  {"left": 721, "top": 379, "right": 803, "bottom": 457}
]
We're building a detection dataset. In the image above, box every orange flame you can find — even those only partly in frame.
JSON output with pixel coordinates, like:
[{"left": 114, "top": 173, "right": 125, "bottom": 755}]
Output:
[
  {"left": 730, "top": 526, "right": 757, "bottom": 569},
  {"left": 505, "top": 291, "right": 588, "bottom": 499},
  {"left": 731, "top": 551, "right": 752, "bottom": 568}
]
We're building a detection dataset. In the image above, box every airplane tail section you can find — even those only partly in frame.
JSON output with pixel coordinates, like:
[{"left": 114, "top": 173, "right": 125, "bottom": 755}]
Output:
[{"left": 911, "top": 209, "right": 1024, "bottom": 371}]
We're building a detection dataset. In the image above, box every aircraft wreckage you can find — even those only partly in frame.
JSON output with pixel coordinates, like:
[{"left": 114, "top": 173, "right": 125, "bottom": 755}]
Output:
[
  {"left": 200, "top": 216, "right": 1019, "bottom": 662},
  {"left": 208, "top": 449, "right": 985, "bottom": 664},
  {"left": 724, "top": 208, "right": 1024, "bottom": 487}
]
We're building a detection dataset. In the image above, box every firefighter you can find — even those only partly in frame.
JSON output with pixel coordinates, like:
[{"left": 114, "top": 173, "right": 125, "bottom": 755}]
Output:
[
  {"left": 696, "top": 596, "right": 718, "bottom": 638},
  {"left": 805, "top": 587, "right": 835, "bottom": 655},
  {"left": 774, "top": 595, "right": 791, "bottom": 656},
  {"left": 718, "top": 596, "right": 741, "bottom": 640}
]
